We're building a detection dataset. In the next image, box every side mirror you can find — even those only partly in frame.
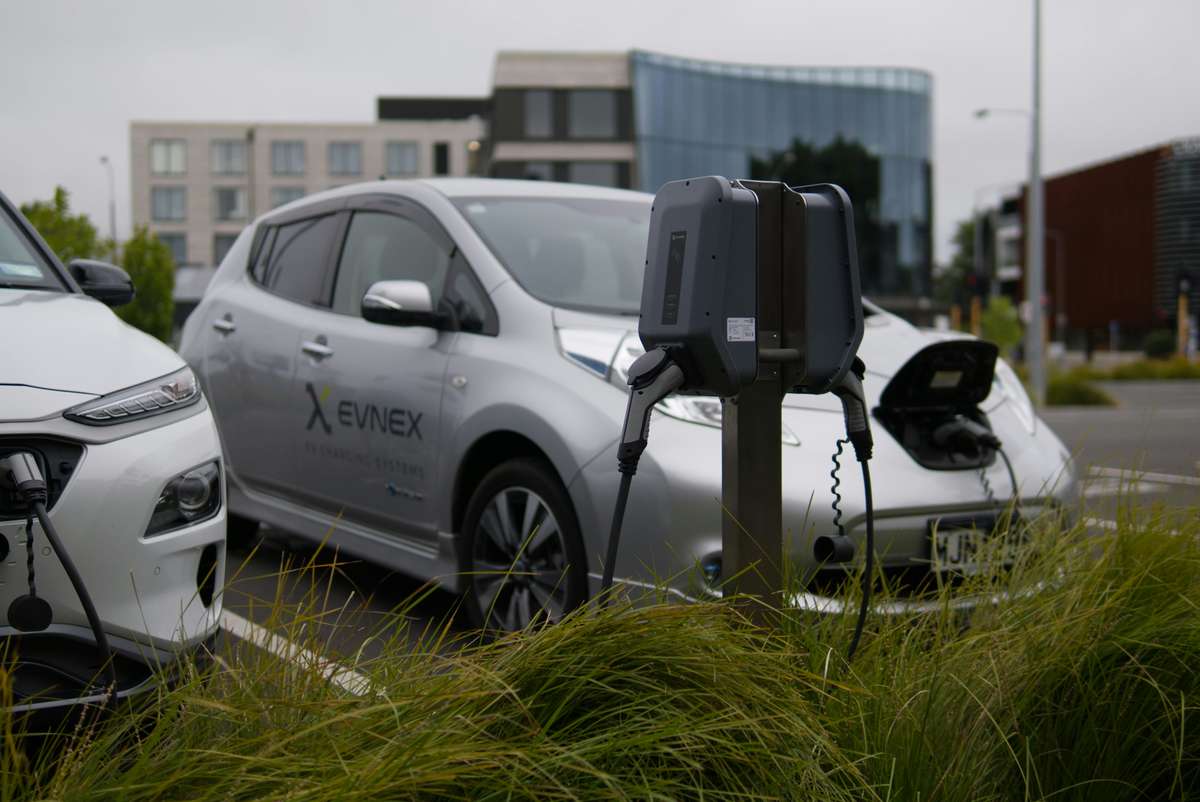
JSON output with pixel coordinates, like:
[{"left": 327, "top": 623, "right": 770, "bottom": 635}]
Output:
[
  {"left": 362, "top": 280, "right": 441, "bottom": 328},
  {"left": 68, "top": 259, "right": 135, "bottom": 307}
]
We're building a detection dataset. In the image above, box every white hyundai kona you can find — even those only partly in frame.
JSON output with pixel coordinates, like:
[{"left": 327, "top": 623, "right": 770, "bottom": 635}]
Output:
[{"left": 0, "top": 191, "right": 224, "bottom": 711}]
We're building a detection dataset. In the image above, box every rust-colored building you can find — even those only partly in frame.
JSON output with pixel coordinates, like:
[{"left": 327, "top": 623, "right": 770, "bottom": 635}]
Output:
[{"left": 991, "top": 138, "right": 1200, "bottom": 348}]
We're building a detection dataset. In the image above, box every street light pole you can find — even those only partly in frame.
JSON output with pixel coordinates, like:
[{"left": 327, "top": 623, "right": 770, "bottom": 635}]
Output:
[
  {"left": 1026, "top": 0, "right": 1046, "bottom": 405},
  {"left": 99, "top": 155, "right": 117, "bottom": 247}
]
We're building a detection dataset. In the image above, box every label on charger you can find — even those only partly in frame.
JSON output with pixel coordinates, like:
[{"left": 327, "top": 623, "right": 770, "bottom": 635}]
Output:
[{"left": 726, "top": 317, "right": 756, "bottom": 342}]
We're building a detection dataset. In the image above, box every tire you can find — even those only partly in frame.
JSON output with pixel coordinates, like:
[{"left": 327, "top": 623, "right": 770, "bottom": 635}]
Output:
[
  {"left": 225, "top": 513, "right": 260, "bottom": 551},
  {"left": 460, "top": 458, "right": 588, "bottom": 632}
]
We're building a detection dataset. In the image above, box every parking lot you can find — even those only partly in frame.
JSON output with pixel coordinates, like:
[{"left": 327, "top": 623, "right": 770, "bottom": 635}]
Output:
[{"left": 221, "top": 378, "right": 1200, "bottom": 666}]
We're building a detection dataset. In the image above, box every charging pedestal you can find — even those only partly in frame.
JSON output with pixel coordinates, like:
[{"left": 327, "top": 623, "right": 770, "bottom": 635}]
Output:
[{"left": 610, "top": 175, "right": 864, "bottom": 627}]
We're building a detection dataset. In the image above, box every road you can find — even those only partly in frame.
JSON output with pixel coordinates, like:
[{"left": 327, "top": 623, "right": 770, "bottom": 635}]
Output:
[{"left": 223, "top": 380, "right": 1200, "bottom": 670}]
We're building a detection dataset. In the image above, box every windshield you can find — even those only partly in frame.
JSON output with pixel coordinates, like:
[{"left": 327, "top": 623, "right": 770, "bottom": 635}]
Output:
[
  {"left": 0, "top": 207, "right": 63, "bottom": 292},
  {"left": 454, "top": 196, "right": 649, "bottom": 315}
]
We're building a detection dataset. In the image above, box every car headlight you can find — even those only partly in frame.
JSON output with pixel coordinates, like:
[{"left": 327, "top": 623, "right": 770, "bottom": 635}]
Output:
[
  {"left": 993, "top": 358, "right": 1036, "bottom": 434},
  {"left": 565, "top": 329, "right": 800, "bottom": 446},
  {"left": 64, "top": 366, "right": 201, "bottom": 425},
  {"left": 145, "top": 461, "right": 221, "bottom": 537}
]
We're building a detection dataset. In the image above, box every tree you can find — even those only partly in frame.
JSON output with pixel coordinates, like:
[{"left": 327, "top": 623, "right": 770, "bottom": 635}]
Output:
[
  {"left": 19, "top": 186, "right": 110, "bottom": 263},
  {"left": 936, "top": 218, "right": 976, "bottom": 305},
  {"left": 749, "top": 136, "right": 885, "bottom": 291},
  {"left": 118, "top": 226, "right": 175, "bottom": 343},
  {"left": 980, "top": 295, "right": 1023, "bottom": 359}
]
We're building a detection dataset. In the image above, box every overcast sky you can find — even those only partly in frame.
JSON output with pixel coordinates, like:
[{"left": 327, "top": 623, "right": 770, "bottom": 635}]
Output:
[{"left": 4, "top": 0, "right": 1199, "bottom": 263}]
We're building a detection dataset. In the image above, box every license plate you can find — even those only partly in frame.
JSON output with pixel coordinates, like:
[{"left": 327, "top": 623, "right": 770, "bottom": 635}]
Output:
[{"left": 929, "top": 516, "right": 1017, "bottom": 575}]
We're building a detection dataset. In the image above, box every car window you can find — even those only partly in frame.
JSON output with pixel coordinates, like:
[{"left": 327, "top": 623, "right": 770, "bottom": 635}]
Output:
[
  {"left": 0, "top": 208, "right": 63, "bottom": 292},
  {"left": 332, "top": 211, "right": 452, "bottom": 316},
  {"left": 265, "top": 214, "right": 339, "bottom": 306},
  {"left": 452, "top": 196, "right": 648, "bottom": 315},
  {"left": 249, "top": 226, "right": 277, "bottom": 284},
  {"left": 444, "top": 249, "right": 498, "bottom": 335}
]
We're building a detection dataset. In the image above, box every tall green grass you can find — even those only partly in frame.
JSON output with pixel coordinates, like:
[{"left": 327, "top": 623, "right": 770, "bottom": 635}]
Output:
[{"left": 3, "top": 508, "right": 1199, "bottom": 800}]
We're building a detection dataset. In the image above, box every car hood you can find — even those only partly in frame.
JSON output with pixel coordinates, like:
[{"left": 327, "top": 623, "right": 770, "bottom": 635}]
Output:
[
  {"left": 0, "top": 289, "right": 184, "bottom": 398},
  {"left": 553, "top": 305, "right": 947, "bottom": 411}
]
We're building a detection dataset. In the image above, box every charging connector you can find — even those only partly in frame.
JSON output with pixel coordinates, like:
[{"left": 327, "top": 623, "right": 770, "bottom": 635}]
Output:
[
  {"left": 600, "top": 349, "right": 685, "bottom": 602},
  {"left": 1, "top": 452, "right": 117, "bottom": 703},
  {"left": 829, "top": 358, "right": 876, "bottom": 662}
]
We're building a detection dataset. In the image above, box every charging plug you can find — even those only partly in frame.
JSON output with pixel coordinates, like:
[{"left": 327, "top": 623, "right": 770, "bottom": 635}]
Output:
[
  {"left": 832, "top": 358, "right": 873, "bottom": 462},
  {"left": 616, "top": 348, "right": 685, "bottom": 475},
  {"left": 2, "top": 452, "right": 48, "bottom": 505},
  {"left": 932, "top": 414, "right": 1001, "bottom": 456}
]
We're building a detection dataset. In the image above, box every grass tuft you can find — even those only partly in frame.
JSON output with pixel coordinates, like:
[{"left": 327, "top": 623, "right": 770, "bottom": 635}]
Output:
[{"left": 4, "top": 506, "right": 1200, "bottom": 800}]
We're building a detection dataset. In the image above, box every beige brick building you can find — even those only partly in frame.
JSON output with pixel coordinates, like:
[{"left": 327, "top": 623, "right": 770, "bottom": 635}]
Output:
[{"left": 130, "top": 117, "right": 485, "bottom": 267}]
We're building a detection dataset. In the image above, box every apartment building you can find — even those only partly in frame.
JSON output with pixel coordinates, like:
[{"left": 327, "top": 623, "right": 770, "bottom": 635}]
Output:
[
  {"left": 132, "top": 49, "right": 935, "bottom": 297},
  {"left": 131, "top": 114, "right": 485, "bottom": 267},
  {"left": 477, "top": 50, "right": 934, "bottom": 298}
]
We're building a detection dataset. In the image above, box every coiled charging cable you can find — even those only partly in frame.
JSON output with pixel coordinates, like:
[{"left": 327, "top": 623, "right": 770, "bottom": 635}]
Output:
[{"left": 3, "top": 452, "right": 118, "bottom": 705}]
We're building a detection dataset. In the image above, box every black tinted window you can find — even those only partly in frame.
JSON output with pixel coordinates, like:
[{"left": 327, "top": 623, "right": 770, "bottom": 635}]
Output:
[
  {"left": 0, "top": 208, "right": 63, "bottom": 292},
  {"left": 265, "top": 215, "right": 339, "bottom": 305},
  {"left": 332, "top": 211, "right": 452, "bottom": 316},
  {"left": 445, "top": 250, "right": 497, "bottom": 335},
  {"left": 249, "top": 226, "right": 276, "bottom": 284}
]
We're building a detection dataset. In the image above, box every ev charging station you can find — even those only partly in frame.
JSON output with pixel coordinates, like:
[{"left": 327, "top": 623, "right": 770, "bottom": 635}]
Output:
[{"left": 603, "top": 176, "right": 873, "bottom": 630}]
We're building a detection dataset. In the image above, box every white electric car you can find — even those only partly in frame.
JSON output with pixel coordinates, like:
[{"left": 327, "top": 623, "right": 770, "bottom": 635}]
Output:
[{"left": 0, "top": 191, "right": 225, "bottom": 711}]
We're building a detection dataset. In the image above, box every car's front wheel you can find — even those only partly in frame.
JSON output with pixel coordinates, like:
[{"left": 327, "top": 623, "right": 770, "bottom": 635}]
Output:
[{"left": 460, "top": 459, "right": 588, "bottom": 632}]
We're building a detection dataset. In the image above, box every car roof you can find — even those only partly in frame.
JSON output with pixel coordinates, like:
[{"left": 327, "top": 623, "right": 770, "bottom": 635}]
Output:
[{"left": 418, "top": 177, "right": 652, "bottom": 202}]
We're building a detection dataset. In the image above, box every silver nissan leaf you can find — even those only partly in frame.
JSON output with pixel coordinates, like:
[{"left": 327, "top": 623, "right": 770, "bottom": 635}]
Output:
[{"left": 181, "top": 178, "right": 1077, "bottom": 631}]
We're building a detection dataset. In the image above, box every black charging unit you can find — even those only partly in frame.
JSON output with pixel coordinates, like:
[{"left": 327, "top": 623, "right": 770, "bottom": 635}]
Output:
[{"left": 603, "top": 176, "right": 871, "bottom": 635}]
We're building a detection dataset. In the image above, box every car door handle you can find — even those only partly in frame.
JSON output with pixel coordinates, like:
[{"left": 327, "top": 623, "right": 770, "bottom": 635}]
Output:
[
  {"left": 301, "top": 340, "right": 334, "bottom": 360},
  {"left": 212, "top": 315, "right": 236, "bottom": 335}
]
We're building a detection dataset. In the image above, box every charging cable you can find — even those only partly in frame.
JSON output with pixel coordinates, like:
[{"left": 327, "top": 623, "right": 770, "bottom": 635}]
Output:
[
  {"left": 3, "top": 452, "right": 118, "bottom": 703},
  {"left": 600, "top": 348, "right": 685, "bottom": 604},
  {"left": 829, "top": 358, "right": 875, "bottom": 662}
]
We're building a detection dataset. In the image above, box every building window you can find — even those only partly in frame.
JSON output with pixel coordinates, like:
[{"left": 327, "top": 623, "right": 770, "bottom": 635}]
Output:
[
  {"left": 150, "top": 139, "right": 186, "bottom": 176},
  {"left": 213, "top": 187, "right": 248, "bottom": 221},
  {"left": 385, "top": 141, "right": 419, "bottom": 176},
  {"left": 270, "top": 186, "right": 306, "bottom": 208},
  {"left": 157, "top": 233, "right": 186, "bottom": 265},
  {"left": 567, "top": 90, "right": 617, "bottom": 139},
  {"left": 328, "top": 142, "right": 362, "bottom": 176},
  {"left": 524, "top": 90, "right": 553, "bottom": 139},
  {"left": 568, "top": 161, "right": 619, "bottom": 187},
  {"left": 151, "top": 187, "right": 186, "bottom": 221},
  {"left": 271, "top": 140, "right": 306, "bottom": 176},
  {"left": 524, "top": 161, "right": 554, "bottom": 181},
  {"left": 211, "top": 140, "right": 246, "bottom": 175},
  {"left": 213, "top": 234, "right": 239, "bottom": 266},
  {"left": 433, "top": 142, "right": 449, "bottom": 176}
]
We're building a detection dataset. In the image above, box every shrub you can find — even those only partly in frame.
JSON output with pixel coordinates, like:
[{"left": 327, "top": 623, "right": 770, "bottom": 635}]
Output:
[
  {"left": 980, "top": 296, "right": 1023, "bottom": 358},
  {"left": 1143, "top": 329, "right": 1176, "bottom": 359},
  {"left": 1045, "top": 373, "right": 1116, "bottom": 406},
  {"left": 1109, "top": 356, "right": 1200, "bottom": 381},
  {"left": 8, "top": 511, "right": 1200, "bottom": 800},
  {"left": 117, "top": 226, "right": 175, "bottom": 342}
]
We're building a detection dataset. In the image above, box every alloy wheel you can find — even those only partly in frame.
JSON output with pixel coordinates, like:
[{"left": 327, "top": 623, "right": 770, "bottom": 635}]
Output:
[{"left": 470, "top": 486, "right": 570, "bottom": 631}]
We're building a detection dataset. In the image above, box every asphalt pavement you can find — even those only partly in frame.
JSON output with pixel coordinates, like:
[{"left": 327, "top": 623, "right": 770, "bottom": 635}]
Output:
[{"left": 224, "top": 379, "right": 1200, "bottom": 672}]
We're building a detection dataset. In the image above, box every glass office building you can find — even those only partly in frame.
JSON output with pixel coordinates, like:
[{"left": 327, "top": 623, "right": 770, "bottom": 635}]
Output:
[{"left": 630, "top": 51, "right": 934, "bottom": 296}]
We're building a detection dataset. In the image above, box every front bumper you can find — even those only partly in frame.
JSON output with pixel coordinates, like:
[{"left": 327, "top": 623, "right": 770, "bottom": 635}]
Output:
[
  {"left": 573, "top": 399, "right": 1078, "bottom": 604},
  {"left": 0, "top": 405, "right": 226, "bottom": 672}
]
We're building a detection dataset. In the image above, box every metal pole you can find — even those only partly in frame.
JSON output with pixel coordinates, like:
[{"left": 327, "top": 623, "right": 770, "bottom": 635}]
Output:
[
  {"left": 721, "top": 181, "right": 785, "bottom": 626},
  {"left": 1025, "top": 0, "right": 1047, "bottom": 404},
  {"left": 245, "top": 127, "right": 257, "bottom": 219},
  {"left": 99, "top": 155, "right": 117, "bottom": 246}
]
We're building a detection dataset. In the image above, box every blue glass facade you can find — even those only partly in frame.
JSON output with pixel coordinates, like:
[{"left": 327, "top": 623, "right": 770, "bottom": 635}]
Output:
[{"left": 631, "top": 51, "right": 933, "bottom": 295}]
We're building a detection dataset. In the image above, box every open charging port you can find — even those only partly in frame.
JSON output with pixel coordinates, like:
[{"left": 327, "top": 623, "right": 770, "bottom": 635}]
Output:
[{"left": 873, "top": 340, "right": 1001, "bottom": 471}]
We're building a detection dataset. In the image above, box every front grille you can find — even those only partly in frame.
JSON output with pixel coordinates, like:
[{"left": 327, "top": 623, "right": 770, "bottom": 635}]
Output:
[{"left": 0, "top": 438, "right": 84, "bottom": 520}]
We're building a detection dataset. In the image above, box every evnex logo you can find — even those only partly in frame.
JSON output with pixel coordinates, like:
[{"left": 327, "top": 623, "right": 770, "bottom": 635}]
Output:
[{"left": 305, "top": 383, "right": 423, "bottom": 440}]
